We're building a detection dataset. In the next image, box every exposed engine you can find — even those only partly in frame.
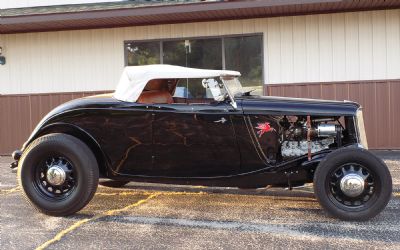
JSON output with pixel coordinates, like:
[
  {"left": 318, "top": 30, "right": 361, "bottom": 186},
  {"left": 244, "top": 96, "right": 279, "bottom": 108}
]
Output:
[
  {"left": 279, "top": 116, "right": 342, "bottom": 157},
  {"left": 281, "top": 139, "right": 334, "bottom": 157}
]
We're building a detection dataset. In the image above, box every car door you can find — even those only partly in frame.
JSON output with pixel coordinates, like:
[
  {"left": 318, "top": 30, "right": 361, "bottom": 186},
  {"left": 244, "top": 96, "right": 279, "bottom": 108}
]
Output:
[{"left": 151, "top": 102, "right": 241, "bottom": 177}]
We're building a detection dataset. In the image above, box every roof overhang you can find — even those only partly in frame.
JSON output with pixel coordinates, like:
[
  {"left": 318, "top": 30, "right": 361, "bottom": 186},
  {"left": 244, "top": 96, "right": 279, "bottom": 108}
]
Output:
[{"left": 1, "top": 0, "right": 400, "bottom": 34}]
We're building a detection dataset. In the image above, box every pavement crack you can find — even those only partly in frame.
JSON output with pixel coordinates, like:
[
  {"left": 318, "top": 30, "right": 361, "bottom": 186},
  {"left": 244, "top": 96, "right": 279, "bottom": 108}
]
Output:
[{"left": 35, "top": 192, "right": 160, "bottom": 250}]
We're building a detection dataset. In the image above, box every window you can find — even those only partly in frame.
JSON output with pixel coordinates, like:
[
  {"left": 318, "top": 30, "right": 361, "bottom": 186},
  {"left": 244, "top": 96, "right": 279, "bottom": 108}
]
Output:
[
  {"left": 125, "top": 34, "right": 263, "bottom": 95},
  {"left": 174, "top": 79, "right": 208, "bottom": 99},
  {"left": 163, "top": 38, "right": 222, "bottom": 69},
  {"left": 173, "top": 78, "right": 223, "bottom": 100},
  {"left": 224, "top": 36, "right": 263, "bottom": 95},
  {"left": 126, "top": 41, "right": 160, "bottom": 65},
  {"left": 163, "top": 40, "right": 186, "bottom": 66},
  {"left": 173, "top": 78, "right": 225, "bottom": 105}
]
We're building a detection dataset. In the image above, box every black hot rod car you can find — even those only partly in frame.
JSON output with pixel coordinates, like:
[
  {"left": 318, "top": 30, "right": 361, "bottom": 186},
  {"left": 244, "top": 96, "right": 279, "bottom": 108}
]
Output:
[{"left": 12, "top": 65, "right": 392, "bottom": 220}]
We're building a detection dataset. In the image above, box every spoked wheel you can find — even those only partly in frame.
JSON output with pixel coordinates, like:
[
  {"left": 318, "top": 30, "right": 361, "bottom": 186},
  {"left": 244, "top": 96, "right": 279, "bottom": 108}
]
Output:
[
  {"left": 328, "top": 163, "right": 375, "bottom": 207},
  {"left": 314, "top": 148, "right": 392, "bottom": 221},
  {"left": 18, "top": 133, "right": 99, "bottom": 216},
  {"left": 34, "top": 156, "right": 77, "bottom": 200}
]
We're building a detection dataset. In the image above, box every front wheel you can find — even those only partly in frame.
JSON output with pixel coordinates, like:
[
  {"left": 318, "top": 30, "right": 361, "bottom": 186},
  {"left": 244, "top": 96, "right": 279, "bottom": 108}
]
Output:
[
  {"left": 313, "top": 148, "right": 392, "bottom": 221},
  {"left": 18, "top": 133, "right": 99, "bottom": 216}
]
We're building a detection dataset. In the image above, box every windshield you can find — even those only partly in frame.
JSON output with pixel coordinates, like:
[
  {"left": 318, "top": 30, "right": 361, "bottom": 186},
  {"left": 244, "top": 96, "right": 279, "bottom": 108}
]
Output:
[
  {"left": 171, "top": 76, "right": 243, "bottom": 108},
  {"left": 221, "top": 76, "right": 243, "bottom": 97}
]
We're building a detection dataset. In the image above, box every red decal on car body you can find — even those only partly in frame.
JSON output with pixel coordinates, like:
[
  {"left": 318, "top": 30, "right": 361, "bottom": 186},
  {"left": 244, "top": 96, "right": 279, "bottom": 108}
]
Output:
[{"left": 255, "top": 122, "right": 275, "bottom": 138}]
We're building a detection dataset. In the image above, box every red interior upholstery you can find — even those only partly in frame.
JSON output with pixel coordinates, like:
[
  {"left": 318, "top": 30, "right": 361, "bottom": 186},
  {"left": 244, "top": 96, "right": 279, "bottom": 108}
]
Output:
[
  {"left": 137, "top": 90, "right": 173, "bottom": 104},
  {"left": 144, "top": 79, "right": 166, "bottom": 91}
]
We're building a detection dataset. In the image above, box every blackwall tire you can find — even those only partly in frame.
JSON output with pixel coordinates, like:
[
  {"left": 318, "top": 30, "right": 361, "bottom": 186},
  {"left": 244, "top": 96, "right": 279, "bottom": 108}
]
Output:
[
  {"left": 17, "top": 133, "right": 99, "bottom": 216},
  {"left": 313, "top": 147, "right": 392, "bottom": 221}
]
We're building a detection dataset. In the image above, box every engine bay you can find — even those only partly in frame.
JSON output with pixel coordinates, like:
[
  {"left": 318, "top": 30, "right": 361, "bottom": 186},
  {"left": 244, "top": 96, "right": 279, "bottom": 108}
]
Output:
[
  {"left": 251, "top": 115, "right": 358, "bottom": 162},
  {"left": 280, "top": 116, "right": 342, "bottom": 158}
]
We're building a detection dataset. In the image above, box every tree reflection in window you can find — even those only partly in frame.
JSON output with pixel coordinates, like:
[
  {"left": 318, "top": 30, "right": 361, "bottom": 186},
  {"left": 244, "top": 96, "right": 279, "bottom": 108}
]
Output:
[
  {"left": 224, "top": 36, "right": 263, "bottom": 95},
  {"left": 126, "top": 42, "right": 160, "bottom": 66},
  {"left": 163, "top": 39, "right": 222, "bottom": 98}
]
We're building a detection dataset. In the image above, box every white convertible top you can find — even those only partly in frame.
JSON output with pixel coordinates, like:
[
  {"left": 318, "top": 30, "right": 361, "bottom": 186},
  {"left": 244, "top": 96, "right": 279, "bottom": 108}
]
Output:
[{"left": 113, "top": 64, "right": 241, "bottom": 102}]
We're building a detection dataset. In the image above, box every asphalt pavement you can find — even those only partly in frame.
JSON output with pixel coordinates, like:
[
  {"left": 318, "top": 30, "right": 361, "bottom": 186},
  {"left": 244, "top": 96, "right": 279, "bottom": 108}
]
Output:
[{"left": 0, "top": 151, "right": 399, "bottom": 250}]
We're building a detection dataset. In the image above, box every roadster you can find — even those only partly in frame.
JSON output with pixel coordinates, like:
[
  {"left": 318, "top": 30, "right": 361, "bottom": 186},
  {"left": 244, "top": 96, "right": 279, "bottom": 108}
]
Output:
[{"left": 12, "top": 65, "right": 392, "bottom": 220}]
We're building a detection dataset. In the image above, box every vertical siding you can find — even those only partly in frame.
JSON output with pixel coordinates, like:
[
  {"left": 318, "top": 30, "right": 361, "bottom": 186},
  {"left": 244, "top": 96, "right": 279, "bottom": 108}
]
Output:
[
  {"left": 305, "top": 15, "right": 320, "bottom": 82},
  {"left": 266, "top": 17, "right": 281, "bottom": 84},
  {"left": 386, "top": 9, "right": 400, "bottom": 78},
  {"left": 1, "top": 9, "right": 400, "bottom": 95},
  {"left": 331, "top": 13, "right": 346, "bottom": 81},
  {"left": 267, "top": 80, "right": 400, "bottom": 150},
  {"left": 279, "top": 17, "right": 294, "bottom": 83},
  {"left": 318, "top": 14, "right": 333, "bottom": 82},
  {"left": 0, "top": 91, "right": 110, "bottom": 155},
  {"left": 358, "top": 11, "right": 373, "bottom": 80},
  {"left": 372, "top": 11, "right": 387, "bottom": 79},
  {"left": 292, "top": 16, "right": 307, "bottom": 82},
  {"left": 264, "top": 9, "right": 400, "bottom": 84},
  {"left": 344, "top": 12, "right": 360, "bottom": 80}
]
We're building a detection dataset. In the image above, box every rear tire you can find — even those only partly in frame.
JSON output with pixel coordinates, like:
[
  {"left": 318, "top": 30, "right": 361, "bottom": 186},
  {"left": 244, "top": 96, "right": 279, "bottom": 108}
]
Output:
[
  {"left": 313, "top": 147, "right": 392, "bottom": 221},
  {"left": 18, "top": 133, "right": 99, "bottom": 216}
]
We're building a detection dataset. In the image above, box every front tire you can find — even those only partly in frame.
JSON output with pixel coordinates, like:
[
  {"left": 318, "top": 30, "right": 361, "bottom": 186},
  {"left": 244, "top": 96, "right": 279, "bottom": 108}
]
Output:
[
  {"left": 313, "top": 147, "right": 392, "bottom": 221},
  {"left": 18, "top": 133, "right": 99, "bottom": 216}
]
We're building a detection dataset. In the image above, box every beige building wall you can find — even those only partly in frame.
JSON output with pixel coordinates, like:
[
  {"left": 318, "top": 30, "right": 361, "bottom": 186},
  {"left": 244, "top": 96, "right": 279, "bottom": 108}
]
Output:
[{"left": 0, "top": 9, "right": 399, "bottom": 95}]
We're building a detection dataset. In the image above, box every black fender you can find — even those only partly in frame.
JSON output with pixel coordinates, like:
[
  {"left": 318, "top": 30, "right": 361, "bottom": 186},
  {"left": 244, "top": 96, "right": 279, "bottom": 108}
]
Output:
[{"left": 25, "top": 122, "right": 110, "bottom": 177}]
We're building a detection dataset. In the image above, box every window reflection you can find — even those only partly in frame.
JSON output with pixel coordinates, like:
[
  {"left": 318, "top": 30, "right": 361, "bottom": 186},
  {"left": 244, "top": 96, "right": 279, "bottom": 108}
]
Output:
[
  {"left": 224, "top": 36, "right": 263, "bottom": 95},
  {"left": 126, "top": 41, "right": 160, "bottom": 65}
]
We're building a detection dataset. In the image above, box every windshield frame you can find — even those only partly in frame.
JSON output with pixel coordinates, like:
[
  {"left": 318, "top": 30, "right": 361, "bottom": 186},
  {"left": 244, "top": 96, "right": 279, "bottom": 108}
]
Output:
[{"left": 220, "top": 76, "right": 243, "bottom": 108}]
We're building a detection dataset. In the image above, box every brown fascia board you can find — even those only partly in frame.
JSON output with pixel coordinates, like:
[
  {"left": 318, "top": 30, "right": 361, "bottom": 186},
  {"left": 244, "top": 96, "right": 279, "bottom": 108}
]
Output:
[{"left": 0, "top": 0, "right": 341, "bottom": 24}]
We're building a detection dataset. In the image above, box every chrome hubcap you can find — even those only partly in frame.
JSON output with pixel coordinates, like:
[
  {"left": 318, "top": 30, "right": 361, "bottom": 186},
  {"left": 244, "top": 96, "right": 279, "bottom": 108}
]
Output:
[
  {"left": 340, "top": 173, "right": 365, "bottom": 197},
  {"left": 36, "top": 156, "right": 76, "bottom": 199},
  {"left": 329, "top": 163, "right": 375, "bottom": 207},
  {"left": 46, "top": 165, "right": 66, "bottom": 186}
]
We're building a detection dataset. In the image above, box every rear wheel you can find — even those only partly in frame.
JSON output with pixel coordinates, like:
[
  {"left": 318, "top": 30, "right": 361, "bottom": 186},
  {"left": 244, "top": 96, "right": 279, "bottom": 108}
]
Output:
[
  {"left": 313, "top": 148, "right": 392, "bottom": 221},
  {"left": 18, "top": 133, "right": 99, "bottom": 216}
]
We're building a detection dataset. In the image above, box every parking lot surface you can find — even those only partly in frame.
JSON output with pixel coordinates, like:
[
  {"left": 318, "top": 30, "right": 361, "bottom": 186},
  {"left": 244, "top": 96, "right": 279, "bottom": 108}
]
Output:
[{"left": 1, "top": 151, "right": 400, "bottom": 250}]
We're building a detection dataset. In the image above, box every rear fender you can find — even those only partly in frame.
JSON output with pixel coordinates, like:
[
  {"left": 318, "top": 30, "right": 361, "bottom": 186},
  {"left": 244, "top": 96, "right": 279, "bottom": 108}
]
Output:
[{"left": 28, "top": 122, "right": 110, "bottom": 177}]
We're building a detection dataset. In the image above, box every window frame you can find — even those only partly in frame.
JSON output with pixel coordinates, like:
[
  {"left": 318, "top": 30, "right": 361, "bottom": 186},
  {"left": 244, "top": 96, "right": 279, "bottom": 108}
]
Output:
[{"left": 123, "top": 33, "right": 265, "bottom": 92}]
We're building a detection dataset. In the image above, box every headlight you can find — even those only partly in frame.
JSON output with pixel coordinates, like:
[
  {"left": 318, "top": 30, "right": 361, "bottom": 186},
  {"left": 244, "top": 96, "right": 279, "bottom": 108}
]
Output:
[{"left": 356, "top": 108, "right": 368, "bottom": 149}]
